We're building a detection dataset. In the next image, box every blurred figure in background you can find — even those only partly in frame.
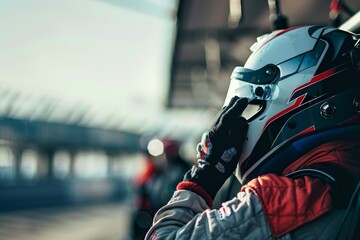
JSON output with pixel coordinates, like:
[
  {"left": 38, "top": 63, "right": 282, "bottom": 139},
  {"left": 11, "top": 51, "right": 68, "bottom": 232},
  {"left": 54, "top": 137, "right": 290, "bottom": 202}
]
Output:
[{"left": 130, "top": 138, "right": 189, "bottom": 240}]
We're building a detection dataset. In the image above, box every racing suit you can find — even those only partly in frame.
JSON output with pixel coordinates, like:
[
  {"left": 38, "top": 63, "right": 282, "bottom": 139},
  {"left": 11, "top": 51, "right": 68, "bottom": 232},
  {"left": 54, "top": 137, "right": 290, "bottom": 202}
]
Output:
[{"left": 145, "top": 139, "right": 360, "bottom": 239}]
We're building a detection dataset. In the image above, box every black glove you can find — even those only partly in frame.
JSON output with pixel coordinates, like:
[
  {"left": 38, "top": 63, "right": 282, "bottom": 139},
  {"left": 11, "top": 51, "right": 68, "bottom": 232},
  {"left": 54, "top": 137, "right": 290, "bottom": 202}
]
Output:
[{"left": 183, "top": 96, "right": 248, "bottom": 199}]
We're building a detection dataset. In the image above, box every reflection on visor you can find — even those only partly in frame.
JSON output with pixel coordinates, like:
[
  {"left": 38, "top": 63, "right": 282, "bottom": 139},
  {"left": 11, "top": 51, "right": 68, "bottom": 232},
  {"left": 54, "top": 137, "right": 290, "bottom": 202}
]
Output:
[{"left": 223, "top": 79, "right": 279, "bottom": 107}]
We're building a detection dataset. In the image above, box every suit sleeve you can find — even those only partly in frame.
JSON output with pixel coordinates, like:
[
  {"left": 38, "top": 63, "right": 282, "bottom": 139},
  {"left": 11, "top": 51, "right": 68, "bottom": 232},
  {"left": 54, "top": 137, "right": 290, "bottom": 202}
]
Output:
[{"left": 144, "top": 188, "right": 273, "bottom": 240}]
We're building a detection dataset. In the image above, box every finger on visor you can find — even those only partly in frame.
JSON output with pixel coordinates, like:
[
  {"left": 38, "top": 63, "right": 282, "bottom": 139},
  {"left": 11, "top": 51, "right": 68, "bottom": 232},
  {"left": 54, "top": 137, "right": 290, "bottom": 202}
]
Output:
[{"left": 218, "top": 98, "right": 248, "bottom": 129}]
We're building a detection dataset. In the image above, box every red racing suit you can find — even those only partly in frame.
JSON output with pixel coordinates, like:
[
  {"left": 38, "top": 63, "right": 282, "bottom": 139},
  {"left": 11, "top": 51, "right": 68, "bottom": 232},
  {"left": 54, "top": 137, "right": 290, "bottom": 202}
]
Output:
[{"left": 145, "top": 140, "right": 360, "bottom": 239}]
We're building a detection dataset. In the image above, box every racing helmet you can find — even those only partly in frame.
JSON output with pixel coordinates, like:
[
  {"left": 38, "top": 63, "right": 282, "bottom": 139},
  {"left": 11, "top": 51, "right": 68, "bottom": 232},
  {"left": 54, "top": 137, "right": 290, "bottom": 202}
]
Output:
[{"left": 223, "top": 25, "right": 360, "bottom": 184}]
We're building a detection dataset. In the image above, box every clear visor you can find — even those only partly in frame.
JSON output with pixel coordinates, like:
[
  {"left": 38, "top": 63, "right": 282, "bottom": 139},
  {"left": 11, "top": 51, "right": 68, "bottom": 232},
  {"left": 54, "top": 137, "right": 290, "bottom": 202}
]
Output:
[{"left": 223, "top": 69, "right": 280, "bottom": 120}]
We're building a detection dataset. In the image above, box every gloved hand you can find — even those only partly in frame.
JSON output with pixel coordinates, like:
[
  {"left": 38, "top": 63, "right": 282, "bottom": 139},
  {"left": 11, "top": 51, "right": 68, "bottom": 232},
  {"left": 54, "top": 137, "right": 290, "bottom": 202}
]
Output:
[{"left": 182, "top": 96, "right": 248, "bottom": 200}]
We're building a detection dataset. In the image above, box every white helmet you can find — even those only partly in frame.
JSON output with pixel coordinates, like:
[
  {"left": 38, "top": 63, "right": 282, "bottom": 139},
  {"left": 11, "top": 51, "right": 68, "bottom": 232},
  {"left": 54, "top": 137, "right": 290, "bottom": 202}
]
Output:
[{"left": 223, "top": 25, "right": 360, "bottom": 184}]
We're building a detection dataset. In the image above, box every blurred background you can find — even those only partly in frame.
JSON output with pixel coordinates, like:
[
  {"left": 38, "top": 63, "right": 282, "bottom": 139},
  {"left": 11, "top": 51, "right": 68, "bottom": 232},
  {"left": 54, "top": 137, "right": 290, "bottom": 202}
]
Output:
[{"left": 0, "top": 0, "right": 359, "bottom": 239}]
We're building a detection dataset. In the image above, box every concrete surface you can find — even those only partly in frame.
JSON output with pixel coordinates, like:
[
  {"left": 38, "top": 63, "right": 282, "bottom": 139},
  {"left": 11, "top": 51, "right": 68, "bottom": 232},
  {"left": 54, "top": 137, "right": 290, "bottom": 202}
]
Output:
[{"left": 0, "top": 201, "right": 133, "bottom": 240}]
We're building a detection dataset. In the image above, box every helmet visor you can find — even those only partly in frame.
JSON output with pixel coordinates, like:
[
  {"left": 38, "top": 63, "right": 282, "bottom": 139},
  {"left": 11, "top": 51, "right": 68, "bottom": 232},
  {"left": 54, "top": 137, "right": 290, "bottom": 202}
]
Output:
[{"left": 224, "top": 66, "right": 280, "bottom": 120}]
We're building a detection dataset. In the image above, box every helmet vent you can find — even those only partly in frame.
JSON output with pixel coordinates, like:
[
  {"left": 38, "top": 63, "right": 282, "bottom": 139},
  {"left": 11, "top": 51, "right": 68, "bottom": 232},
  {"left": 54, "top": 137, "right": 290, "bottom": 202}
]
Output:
[{"left": 320, "top": 102, "right": 337, "bottom": 119}]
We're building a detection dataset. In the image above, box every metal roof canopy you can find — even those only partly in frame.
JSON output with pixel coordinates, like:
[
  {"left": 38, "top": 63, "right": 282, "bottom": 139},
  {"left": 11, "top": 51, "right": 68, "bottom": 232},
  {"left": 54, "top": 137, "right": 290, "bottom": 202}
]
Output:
[{"left": 0, "top": 117, "right": 141, "bottom": 153}]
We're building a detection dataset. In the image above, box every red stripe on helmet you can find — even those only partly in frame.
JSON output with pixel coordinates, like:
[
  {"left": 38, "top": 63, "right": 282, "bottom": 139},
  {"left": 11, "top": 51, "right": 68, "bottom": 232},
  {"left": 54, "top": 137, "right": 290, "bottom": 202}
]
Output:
[
  {"left": 263, "top": 95, "right": 305, "bottom": 132},
  {"left": 262, "top": 65, "right": 347, "bottom": 132},
  {"left": 294, "top": 125, "right": 315, "bottom": 138},
  {"left": 290, "top": 67, "right": 340, "bottom": 100}
]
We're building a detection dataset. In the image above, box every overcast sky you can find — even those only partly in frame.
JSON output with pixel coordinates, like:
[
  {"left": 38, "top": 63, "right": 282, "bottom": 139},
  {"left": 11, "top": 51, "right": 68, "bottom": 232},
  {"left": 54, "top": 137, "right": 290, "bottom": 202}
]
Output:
[{"left": 0, "top": 0, "right": 176, "bottom": 112}]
